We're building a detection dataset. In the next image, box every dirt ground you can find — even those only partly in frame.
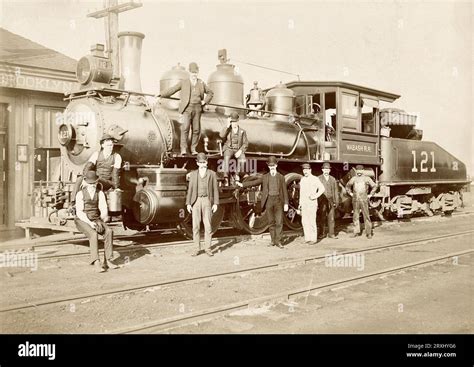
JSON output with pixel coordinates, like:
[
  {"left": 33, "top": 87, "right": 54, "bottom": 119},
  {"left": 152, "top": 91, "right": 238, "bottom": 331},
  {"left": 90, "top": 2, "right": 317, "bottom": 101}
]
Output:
[{"left": 0, "top": 190, "right": 472, "bottom": 334}]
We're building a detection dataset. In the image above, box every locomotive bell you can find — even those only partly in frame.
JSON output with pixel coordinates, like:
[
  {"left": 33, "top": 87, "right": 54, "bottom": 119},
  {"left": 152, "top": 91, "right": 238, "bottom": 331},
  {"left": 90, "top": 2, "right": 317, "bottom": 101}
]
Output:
[
  {"left": 160, "top": 64, "right": 189, "bottom": 110},
  {"left": 265, "top": 82, "right": 295, "bottom": 122},
  {"left": 207, "top": 49, "right": 244, "bottom": 115}
]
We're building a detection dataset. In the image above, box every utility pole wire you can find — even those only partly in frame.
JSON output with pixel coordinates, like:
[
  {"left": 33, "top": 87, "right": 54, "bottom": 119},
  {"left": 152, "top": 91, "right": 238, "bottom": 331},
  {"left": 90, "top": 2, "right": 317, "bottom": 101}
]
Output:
[{"left": 232, "top": 59, "right": 301, "bottom": 81}]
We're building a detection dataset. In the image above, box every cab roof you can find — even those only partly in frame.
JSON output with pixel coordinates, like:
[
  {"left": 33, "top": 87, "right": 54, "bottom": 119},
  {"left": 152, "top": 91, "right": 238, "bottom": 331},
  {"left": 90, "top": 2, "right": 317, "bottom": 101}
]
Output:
[{"left": 284, "top": 81, "right": 401, "bottom": 102}]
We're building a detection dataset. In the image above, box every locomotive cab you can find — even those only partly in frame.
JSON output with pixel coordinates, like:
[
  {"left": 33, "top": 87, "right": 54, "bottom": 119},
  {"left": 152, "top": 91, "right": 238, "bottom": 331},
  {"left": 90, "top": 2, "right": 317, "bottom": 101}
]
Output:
[{"left": 286, "top": 81, "right": 400, "bottom": 165}]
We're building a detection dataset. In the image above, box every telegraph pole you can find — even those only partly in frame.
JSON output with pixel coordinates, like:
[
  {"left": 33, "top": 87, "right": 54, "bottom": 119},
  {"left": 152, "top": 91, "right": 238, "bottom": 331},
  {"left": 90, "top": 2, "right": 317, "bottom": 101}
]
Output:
[{"left": 87, "top": 0, "right": 142, "bottom": 79}]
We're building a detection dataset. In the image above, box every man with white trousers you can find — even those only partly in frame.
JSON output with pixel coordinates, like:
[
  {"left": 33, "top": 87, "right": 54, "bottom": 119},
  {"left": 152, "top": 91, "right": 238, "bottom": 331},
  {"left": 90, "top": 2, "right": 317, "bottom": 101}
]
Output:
[{"left": 298, "top": 163, "right": 325, "bottom": 244}]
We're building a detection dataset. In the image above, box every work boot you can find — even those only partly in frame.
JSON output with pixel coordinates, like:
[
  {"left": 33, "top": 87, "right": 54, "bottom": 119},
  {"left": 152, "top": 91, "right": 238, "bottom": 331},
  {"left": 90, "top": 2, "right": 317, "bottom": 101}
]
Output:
[
  {"left": 106, "top": 259, "right": 119, "bottom": 269},
  {"left": 93, "top": 260, "right": 106, "bottom": 273}
]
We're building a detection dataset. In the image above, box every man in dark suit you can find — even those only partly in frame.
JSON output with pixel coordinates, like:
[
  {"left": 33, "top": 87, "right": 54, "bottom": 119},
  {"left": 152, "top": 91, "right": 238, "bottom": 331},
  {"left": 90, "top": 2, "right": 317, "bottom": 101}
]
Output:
[
  {"left": 317, "top": 162, "right": 339, "bottom": 239},
  {"left": 237, "top": 156, "right": 289, "bottom": 248},
  {"left": 186, "top": 153, "right": 219, "bottom": 257},
  {"left": 159, "top": 62, "right": 214, "bottom": 155},
  {"left": 219, "top": 111, "right": 248, "bottom": 186}
]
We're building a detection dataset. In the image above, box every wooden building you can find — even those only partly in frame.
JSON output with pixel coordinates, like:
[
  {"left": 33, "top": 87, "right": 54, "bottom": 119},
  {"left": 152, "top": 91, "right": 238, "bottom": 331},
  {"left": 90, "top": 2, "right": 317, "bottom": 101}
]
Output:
[{"left": 0, "top": 28, "right": 78, "bottom": 229}]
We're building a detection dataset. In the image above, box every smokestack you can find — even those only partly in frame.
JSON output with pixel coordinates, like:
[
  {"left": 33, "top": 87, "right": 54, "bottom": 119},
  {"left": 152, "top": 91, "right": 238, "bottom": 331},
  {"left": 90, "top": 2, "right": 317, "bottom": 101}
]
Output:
[{"left": 118, "top": 31, "right": 145, "bottom": 92}]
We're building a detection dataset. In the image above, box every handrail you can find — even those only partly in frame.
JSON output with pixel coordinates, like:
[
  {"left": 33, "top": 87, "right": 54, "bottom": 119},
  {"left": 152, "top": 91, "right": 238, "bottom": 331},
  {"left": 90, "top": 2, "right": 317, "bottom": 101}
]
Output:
[{"left": 65, "top": 87, "right": 322, "bottom": 124}]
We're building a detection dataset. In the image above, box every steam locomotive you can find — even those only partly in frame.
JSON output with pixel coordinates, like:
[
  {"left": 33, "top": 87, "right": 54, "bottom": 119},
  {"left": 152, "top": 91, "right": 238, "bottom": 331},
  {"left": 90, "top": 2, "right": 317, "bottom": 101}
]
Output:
[{"left": 41, "top": 31, "right": 468, "bottom": 237}]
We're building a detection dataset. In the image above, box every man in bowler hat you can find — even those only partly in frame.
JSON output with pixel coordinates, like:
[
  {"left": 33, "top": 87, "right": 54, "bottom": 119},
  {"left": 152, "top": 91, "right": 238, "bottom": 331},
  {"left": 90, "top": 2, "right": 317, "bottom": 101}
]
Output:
[
  {"left": 237, "top": 156, "right": 288, "bottom": 248},
  {"left": 318, "top": 162, "right": 339, "bottom": 239},
  {"left": 219, "top": 111, "right": 248, "bottom": 186},
  {"left": 186, "top": 153, "right": 219, "bottom": 257},
  {"left": 298, "top": 163, "right": 325, "bottom": 244},
  {"left": 159, "top": 62, "right": 214, "bottom": 155}
]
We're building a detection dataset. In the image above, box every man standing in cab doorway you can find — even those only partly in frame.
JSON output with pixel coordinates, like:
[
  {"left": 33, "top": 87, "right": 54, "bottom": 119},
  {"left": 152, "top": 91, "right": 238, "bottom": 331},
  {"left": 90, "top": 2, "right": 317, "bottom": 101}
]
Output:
[
  {"left": 298, "top": 163, "right": 325, "bottom": 244},
  {"left": 345, "top": 165, "right": 377, "bottom": 239},
  {"left": 186, "top": 153, "right": 219, "bottom": 257},
  {"left": 219, "top": 111, "right": 248, "bottom": 186},
  {"left": 318, "top": 162, "right": 339, "bottom": 240},
  {"left": 159, "top": 62, "right": 214, "bottom": 155}
]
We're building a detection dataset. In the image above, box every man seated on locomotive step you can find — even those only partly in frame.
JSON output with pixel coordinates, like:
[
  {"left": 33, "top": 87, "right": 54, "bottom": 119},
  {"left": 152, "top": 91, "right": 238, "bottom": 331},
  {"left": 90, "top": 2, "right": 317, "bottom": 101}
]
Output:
[
  {"left": 158, "top": 62, "right": 214, "bottom": 155},
  {"left": 219, "top": 111, "right": 248, "bottom": 186},
  {"left": 72, "top": 133, "right": 122, "bottom": 206},
  {"left": 74, "top": 171, "right": 118, "bottom": 272}
]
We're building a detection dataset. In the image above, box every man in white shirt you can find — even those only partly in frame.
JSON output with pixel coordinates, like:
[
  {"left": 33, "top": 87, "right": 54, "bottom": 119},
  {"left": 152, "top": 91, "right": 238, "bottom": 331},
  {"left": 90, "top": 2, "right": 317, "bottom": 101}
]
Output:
[
  {"left": 74, "top": 171, "right": 118, "bottom": 272},
  {"left": 298, "top": 163, "right": 325, "bottom": 244},
  {"left": 186, "top": 153, "right": 219, "bottom": 257},
  {"left": 84, "top": 133, "right": 122, "bottom": 190},
  {"left": 71, "top": 133, "right": 122, "bottom": 207}
]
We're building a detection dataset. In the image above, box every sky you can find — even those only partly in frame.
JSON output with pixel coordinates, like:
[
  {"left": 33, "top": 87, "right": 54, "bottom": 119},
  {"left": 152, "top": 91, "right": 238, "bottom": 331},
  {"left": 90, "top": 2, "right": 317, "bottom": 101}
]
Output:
[{"left": 1, "top": 0, "right": 472, "bottom": 175}]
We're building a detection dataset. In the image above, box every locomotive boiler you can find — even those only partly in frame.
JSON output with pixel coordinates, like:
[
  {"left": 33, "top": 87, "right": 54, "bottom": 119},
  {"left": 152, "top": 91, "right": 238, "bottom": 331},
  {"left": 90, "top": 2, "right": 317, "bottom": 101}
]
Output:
[
  {"left": 39, "top": 30, "right": 469, "bottom": 238},
  {"left": 56, "top": 33, "right": 322, "bottom": 235}
]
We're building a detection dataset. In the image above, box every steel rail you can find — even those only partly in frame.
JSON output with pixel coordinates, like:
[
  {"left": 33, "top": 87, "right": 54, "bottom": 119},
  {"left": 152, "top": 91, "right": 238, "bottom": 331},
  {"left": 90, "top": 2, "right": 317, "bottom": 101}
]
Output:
[{"left": 118, "top": 248, "right": 473, "bottom": 334}]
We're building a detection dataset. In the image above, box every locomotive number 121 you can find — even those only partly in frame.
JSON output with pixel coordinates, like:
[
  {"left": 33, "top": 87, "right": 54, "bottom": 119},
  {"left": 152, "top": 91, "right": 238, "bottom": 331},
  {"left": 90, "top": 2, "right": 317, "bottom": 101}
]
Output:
[{"left": 411, "top": 150, "right": 436, "bottom": 173}]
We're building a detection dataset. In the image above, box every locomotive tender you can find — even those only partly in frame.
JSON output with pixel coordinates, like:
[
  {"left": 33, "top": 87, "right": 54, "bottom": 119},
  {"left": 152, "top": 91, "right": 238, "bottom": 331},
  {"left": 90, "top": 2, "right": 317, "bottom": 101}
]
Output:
[{"left": 36, "top": 31, "right": 468, "bottom": 237}]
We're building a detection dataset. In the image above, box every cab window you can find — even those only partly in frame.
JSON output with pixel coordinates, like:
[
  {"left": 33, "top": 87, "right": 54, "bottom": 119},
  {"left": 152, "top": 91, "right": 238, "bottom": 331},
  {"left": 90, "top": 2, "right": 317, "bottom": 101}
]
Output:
[
  {"left": 361, "top": 97, "right": 379, "bottom": 134},
  {"left": 341, "top": 92, "right": 358, "bottom": 130}
]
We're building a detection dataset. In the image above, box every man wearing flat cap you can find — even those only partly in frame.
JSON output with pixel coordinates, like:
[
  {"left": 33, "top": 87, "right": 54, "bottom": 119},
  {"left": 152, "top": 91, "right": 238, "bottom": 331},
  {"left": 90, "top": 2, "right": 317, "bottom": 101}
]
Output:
[
  {"left": 219, "top": 111, "right": 248, "bottom": 186},
  {"left": 237, "top": 156, "right": 288, "bottom": 248},
  {"left": 318, "top": 162, "right": 339, "bottom": 239},
  {"left": 298, "top": 163, "right": 325, "bottom": 244},
  {"left": 72, "top": 132, "right": 123, "bottom": 206},
  {"left": 74, "top": 171, "right": 118, "bottom": 272},
  {"left": 345, "top": 164, "right": 377, "bottom": 239},
  {"left": 84, "top": 133, "right": 123, "bottom": 190},
  {"left": 186, "top": 153, "right": 219, "bottom": 257},
  {"left": 159, "top": 62, "right": 214, "bottom": 155}
]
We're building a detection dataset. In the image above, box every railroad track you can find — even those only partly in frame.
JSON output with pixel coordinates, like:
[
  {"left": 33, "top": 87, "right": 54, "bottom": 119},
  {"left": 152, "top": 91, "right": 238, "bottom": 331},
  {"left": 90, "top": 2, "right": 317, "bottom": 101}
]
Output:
[
  {"left": 117, "top": 248, "right": 473, "bottom": 334},
  {"left": 7, "top": 209, "right": 474, "bottom": 262},
  {"left": 6, "top": 207, "right": 473, "bottom": 250},
  {"left": 1, "top": 229, "right": 472, "bottom": 314}
]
